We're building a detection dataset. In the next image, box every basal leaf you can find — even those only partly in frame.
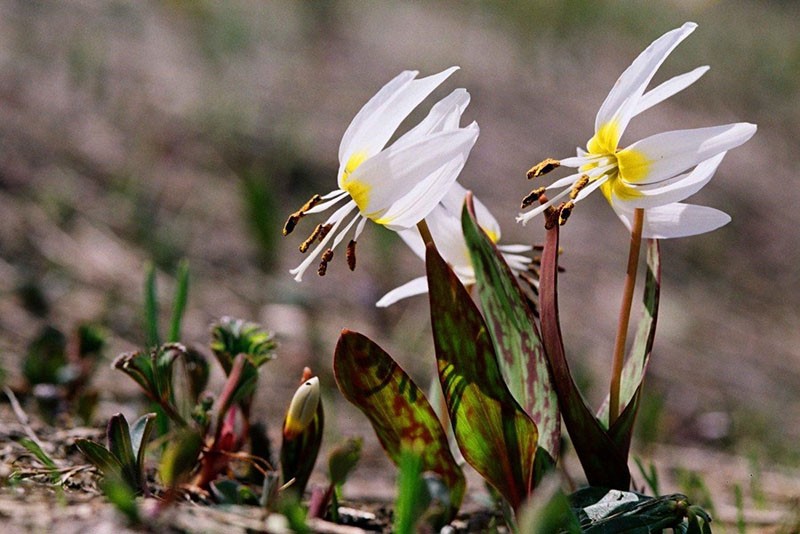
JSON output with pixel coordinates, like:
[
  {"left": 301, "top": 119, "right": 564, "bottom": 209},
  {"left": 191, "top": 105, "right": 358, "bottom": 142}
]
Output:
[
  {"left": 107, "top": 413, "right": 138, "bottom": 487},
  {"left": 426, "top": 245, "right": 537, "bottom": 510},
  {"left": 334, "top": 331, "right": 465, "bottom": 518},
  {"left": 462, "top": 195, "right": 560, "bottom": 464},
  {"left": 539, "top": 221, "right": 630, "bottom": 489},
  {"left": 130, "top": 412, "right": 157, "bottom": 492},
  {"left": 75, "top": 438, "right": 124, "bottom": 479}
]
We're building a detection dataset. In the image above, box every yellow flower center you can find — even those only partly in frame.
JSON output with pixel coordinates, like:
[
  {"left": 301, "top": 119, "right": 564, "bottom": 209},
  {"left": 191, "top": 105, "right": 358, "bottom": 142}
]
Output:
[
  {"left": 482, "top": 227, "right": 500, "bottom": 243},
  {"left": 585, "top": 120, "right": 651, "bottom": 202},
  {"left": 341, "top": 151, "right": 372, "bottom": 213}
]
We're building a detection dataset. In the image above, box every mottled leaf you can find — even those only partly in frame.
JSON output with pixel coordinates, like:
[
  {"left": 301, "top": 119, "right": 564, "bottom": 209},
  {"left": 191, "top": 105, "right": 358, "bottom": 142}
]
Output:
[
  {"left": 462, "top": 195, "right": 560, "bottom": 464},
  {"left": 334, "top": 331, "right": 465, "bottom": 517},
  {"left": 427, "top": 245, "right": 537, "bottom": 510},
  {"left": 539, "top": 221, "right": 630, "bottom": 489}
]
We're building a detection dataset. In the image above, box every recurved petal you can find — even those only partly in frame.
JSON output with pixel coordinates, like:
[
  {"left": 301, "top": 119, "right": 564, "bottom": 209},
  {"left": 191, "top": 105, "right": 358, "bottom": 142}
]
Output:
[
  {"left": 393, "top": 89, "right": 470, "bottom": 149},
  {"left": 615, "top": 202, "right": 731, "bottom": 239},
  {"left": 354, "top": 123, "right": 479, "bottom": 229},
  {"left": 594, "top": 22, "right": 697, "bottom": 144},
  {"left": 338, "top": 67, "right": 459, "bottom": 168},
  {"left": 619, "top": 152, "right": 725, "bottom": 209},
  {"left": 618, "top": 122, "right": 756, "bottom": 185},
  {"left": 376, "top": 276, "right": 429, "bottom": 307},
  {"left": 634, "top": 66, "right": 709, "bottom": 116}
]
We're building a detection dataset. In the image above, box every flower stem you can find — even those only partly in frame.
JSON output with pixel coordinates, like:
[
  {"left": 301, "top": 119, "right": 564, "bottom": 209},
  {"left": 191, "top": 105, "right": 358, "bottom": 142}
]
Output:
[
  {"left": 417, "top": 219, "right": 435, "bottom": 248},
  {"left": 609, "top": 207, "right": 644, "bottom": 425}
]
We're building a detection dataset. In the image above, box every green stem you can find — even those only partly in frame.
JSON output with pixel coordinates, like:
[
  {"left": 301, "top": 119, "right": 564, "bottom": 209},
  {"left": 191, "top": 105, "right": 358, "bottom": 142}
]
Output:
[{"left": 609, "top": 208, "right": 644, "bottom": 425}]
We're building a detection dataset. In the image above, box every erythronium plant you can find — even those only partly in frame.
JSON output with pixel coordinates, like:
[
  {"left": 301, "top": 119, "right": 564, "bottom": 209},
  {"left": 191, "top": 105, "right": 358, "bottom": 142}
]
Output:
[
  {"left": 334, "top": 197, "right": 560, "bottom": 517},
  {"left": 519, "top": 22, "right": 756, "bottom": 424},
  {"left": 283, "top": 67, "right": 479, "bottom": 281}
]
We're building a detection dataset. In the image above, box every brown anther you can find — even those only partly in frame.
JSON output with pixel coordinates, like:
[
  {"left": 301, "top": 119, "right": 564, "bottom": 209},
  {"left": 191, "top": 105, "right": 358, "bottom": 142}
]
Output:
[
  {"left": 299, "top": 224, "right": 324, "bottom": 253},
  {"left": 521, "top": 187, "right": 547, "bottom": 209},
  {"left": 283, "top": 214, "right": 301, "bottom": 236},
  {"left": 318, "top": 248, "right": 334, "bottom": 276},
  {"left": 526, "top": 158, "right": 560, "bottom": 179},
  {"left": 282, "top": 194, "right": 323, "bottom": 236},
  {"left": 558, "top": 201, "right": 574, "bottom": 226},
  {"left": 544, "top": 204, "right": 561, "bottom": 230},
  {"left": 570, "top": 175, "right": 590, "bottom": 199},
  {"left": 346, "top": 240, "right": 357, "bottom": 271},
  {"left": 318, "top": 223, "right": 333, "bottom": 241}
]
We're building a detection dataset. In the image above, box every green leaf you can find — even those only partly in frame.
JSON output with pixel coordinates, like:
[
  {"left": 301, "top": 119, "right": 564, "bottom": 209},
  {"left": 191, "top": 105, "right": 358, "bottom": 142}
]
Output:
[
  {"left": 462, "top": 195, "right": 560, "bottom": 466},
  {"left": 101, "top": 475, "right": 140, "bottom": 523},
  {"left": 112, "top": 351, "right": 157, "bottom": 399},
  {"left": 394, "top": 450, "right": 430, "bottom": 534},
  {"left": 596, "top": 239, "right": 661, "bottom": 459},
  {"left": 16, "top": 437, "right": 58, "bottom": 471},
  {"left": 107, "top": 413, "right": 138, "bottom": 488},
  {"left": 22, "top": 326, "right": 67, "bottom": 386},
  {"left": 333, "top": 331, "right": 465, "bottom": 517},
  {"left": 130, "top": 413, "right": 157, "bottom": 490},
  {"left": 426, "top": 245, "right": 538, "bottom": 511},
  {"left": 75, "top": 438, "right": 124, "bottom": 479},
  {"left": 168, "top": 259, "right": 190, "bottom": 343},
  {"left": 328, "top": 437, "right": 362, "bottom": 487},
  {"left": 159, "top": 429, "right": 203, "bottom": 487},
  {"left": 143, "top": 262, "right": 160, "bottom": 348},
  {"left": 517, "top": 477, "right": 581, "bottom": 534},
  {"left": 539, "top": 222, "right": 630, "bottom": 489},
  {"left": 210, "top": 317, "right": 276, "bottom": 374}
]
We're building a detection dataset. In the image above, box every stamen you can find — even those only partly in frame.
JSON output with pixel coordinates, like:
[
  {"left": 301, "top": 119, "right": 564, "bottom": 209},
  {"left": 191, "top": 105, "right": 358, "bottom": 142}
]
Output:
[
  {"left": 569, "top": 175, "right": 590, "bottom": 199},
  {"left": 521, "top": 187, "right": 547, "bottom": 208},
  {"left": 299, "top": 224, "right": 324, "bottom": 253},
  {"left": 318, "top": 223, "right": 333, "bottom": 240},
  {"left": 283, "top": 194, "right": 323, "bottom": 236},
  {"left": 558, "top": 201, "right": 574, "bottom": 226},
  {"left": 346, "top": 240, "right": 357, "bottom": 271},
  {"left": 527, "top": 158, "right": 560, "bottom": 179},
  {"left": 318, "top": 248, "right": 334, "bottom": 276}
]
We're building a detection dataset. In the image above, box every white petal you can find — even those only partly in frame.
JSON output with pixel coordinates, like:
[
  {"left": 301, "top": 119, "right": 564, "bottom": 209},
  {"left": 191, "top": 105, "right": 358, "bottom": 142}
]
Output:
[
  {"left": 338, "top": 67, "right": 459, "bottom": 172},
  {"left": 595, "top": 22, "right": 697, "bottom": 143},
  {"left": 620, "top": 152, "right": 725, "bottom": 209},
  {"left": 393, "top": 89, "right": 470, "bottom": 149},
  {"left": 376, "top": 276, "right": 430, "bottom": 307},
  {"left": 397, "top": 226, "right": 426, "bottom": 260},
  {"left": 357, "top": 123, "right": 480, "bottom": 229},
  {"left": 635, "top": 66, "right": 709, "bottom": 116},
  {"left": 305, "top": 190, "right": 349, "bottom": 214},
  {"left": 620, "top": 122, "right": 756, "bottom": 185},
  {"left": 615, "top": 202, "right": 731, "bottom": 239},
  {"left": 497, "top": 244, "right": 532, "bottom": 253}
]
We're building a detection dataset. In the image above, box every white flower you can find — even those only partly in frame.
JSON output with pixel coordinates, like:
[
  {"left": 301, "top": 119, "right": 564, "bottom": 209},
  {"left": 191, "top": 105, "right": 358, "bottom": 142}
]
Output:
[
  {"left": 284, "top": 67, "right": 479, "bottom": 281},
  {"left": 376, "top": 183, "right": 532, "bottom": 307},
  {"left": 518, "top": 22, "right": 757, "bottom": 238}
]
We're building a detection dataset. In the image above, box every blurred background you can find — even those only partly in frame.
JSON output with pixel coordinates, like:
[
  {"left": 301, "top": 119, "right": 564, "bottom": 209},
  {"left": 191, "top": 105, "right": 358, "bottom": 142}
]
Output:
[{"left": 0, "top": 0, "right": 798, "bottom": 519}]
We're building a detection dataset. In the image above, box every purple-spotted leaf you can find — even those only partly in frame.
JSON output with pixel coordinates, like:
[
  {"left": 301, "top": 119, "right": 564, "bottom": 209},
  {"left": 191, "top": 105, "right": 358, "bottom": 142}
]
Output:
[
  {"left": 539, "top": 219, "right": 630, "bottom": 489},
  {"left": 334, "top": 331, "right": 465, "bottom": 518},
  {"left": 598, "top": 239, "right": 661, "bottom": 457},
  {"left": 426, "top": 245, "right": 537, "bottom": 511},
  {"left": 462, "top": 194, "right": 560, "bottom": 466}
]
